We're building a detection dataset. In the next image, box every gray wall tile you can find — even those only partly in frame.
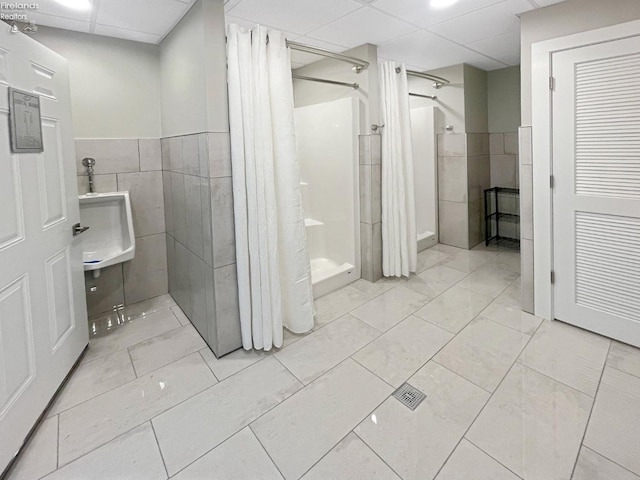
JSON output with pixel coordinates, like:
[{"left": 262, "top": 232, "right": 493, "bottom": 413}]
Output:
[
  {"left": 117, "top": 171, "right": 166, "bottom": 238},
  {"left": 213, "top": 263, "right": 242, "bottom": 356},
  {"left": 489, "top": 133, "right": 505, "bottom": 155},
  {"left": 521, "top": 238, "right": 534, "bottom": 314},
  {"left": 84, "top": 264, "right": 124, "bottom": 317},
  {"left": 468, "top": 199, "right": 484, "bottom": 248},
  {"left": 77, "top": 174, "right": 117, "bottom": 195},
  {"left": 169, "top": 137, "right": 183, "bottom": 173},
  {"left": 439, "top": 200, "right": 469, "bottom": 249},
  {"left": 170, "top": 172, "right": 187, "bottom": 246},
  {"left": 370, "top": 135, "right": 381, "bottom": 165},
  {"left": 75, "top": 139, "right": 139, "bottom": 175},
  {"left": 519, "top": 126, "right": 532, "bottom": 165},
  {"left": 123, "top": 233, "right": 168, "bottom": 305},
  {"left": 188, "top": 251, "right": 209, "bottom": 341},
  {"left": 504, "top": 132, "right": 519, "bottom": 155},
  {"left": 360, "top": 223, "right": 373, "bottom": 281},
  {"left": 161, "top": 138, "right": 170, "bottom": 171},
  {"left": 163, "top": 172, "right": 173, "bottom": 235},
  {"left": 359, "top": 165, "right": 372, "bottom": 224},
  {"left": 207, "top": 132, "right": 232, "bottom": 178},
  {"left": 211, "top": 177, "right": 236, "bottom": 268},
  {"left": 372, "top": 221, "right": 382, "bottom": 281},
  {"left": 198, "top": 133, "right": 210, "bottom": 178},
  {"left": 520, "top": 164, "right": 533, "bottom": 241},
  {"left": 359, "top": 135, "right": 371, "bottom": 165},
  {"left": 437, "top": 133, "right": 466, "bottom": 156},
  {"left": 139, "top": 139, "right": 162, "bottom": 172},
  {"left": 490, "top": 154, "right": 518, "bottom": 188},
  {"left": 467, "top": 133, "right": 489, "bottom": 156},
  {"left": 467, "top": 155, "right": 491, "bottom": 202},
  {"left": 182, "top": 134, "right": 200, "bottom": 176},
  {"left": 371, "top": 165, "right": 381, "bottom": 224},
  {"left": 184, "top": 174, "right": 205, "bottom": 259},
  {"left": 438, "top": 156, "right": 468, "bottom": 203}
]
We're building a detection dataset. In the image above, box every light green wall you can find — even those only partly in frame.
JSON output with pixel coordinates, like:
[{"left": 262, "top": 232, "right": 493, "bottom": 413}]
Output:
[
  {"left": 463, "top": 64, "right": 488, "bottom": 134},
  {"left": 487, "top": 66, "right": 521, "bottom": 133}
]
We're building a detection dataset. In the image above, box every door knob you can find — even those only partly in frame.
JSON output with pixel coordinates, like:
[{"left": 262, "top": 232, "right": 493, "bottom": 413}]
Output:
[{"left": 73, "top": 223, "right": 89, "bottom": 236}]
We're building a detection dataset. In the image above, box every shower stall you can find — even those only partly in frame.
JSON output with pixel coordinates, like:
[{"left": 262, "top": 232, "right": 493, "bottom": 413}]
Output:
[
  {"left": 410, "top": 105, "right": 440, "bottom": 251},
  {"left": 295, "top": 97, "right": 360, "bottom": 297}
]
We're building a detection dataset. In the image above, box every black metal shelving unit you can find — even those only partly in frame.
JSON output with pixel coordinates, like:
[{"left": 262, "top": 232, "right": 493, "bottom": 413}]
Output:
[{"left": 484, "top": 187, "right": 520, "bottom": 250}]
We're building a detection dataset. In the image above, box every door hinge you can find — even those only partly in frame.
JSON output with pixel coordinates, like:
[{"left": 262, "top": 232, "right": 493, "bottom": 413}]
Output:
[
  {"left": 551, "top": 271, "right": 555, "bottom": 284},
  {"left": 550, "top": 175, "right": 554, "bottom": 189},
  {"left": 549, "top": 76, "right": 555, "bottom": 91}
]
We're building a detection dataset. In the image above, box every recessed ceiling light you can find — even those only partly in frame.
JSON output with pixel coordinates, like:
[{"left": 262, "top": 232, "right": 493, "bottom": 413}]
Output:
[
  {"left": 430, "top": 0, "right": 458, "bottom": 9},
  {"left": 54, "top": 0, "right": 92, "bottom": 11}
]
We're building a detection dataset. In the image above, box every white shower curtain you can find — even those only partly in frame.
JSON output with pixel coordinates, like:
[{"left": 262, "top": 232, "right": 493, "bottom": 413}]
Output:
[
  {"left": 379, "top": 62, "right": 417, "bottom": 277},
  {"left": 227, "top": 24, "right": 314, "bottom": 351}
]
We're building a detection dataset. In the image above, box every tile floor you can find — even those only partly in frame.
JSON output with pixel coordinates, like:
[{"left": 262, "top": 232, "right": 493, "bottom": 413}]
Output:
[{"left": 7, "top": 244, "right": 640, "bottom": 480}]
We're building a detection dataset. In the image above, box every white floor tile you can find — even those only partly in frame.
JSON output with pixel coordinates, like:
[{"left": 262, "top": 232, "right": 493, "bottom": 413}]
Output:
[
  {"left": 494, "top": 251, "right": 521, "bottom": 273},
  {"left": 89, "top": 294, "right": 176, "bottom": 325},
  {"left": 403, "top": 265, "right": 467, "bottom": 298},
  {"left": 573, "top": 446, "right": 640, "bottom": 480},
  {"left": 457, "top": 265, "right": 519, "bottom": 298},
  {"left": 607, "top": 341, "right": 640, "bottom": 379},
  {"left": 58, "top": 353, "right": 216, "bottom": 466},
  {"left": 434, "top": 317, "right": 530, "bottom": 392},
  {"left": 519, "top": 320, "right": 610, "bottom": 396},
  {"left": 7, "top": 416, "right": 58, "bottom": 480},
  {"left": 480, "top": 301, "right": 542, "bottom": 335},
  {"left": 353, "top": 315, "right": 453, "bottom": 387},
  {"left": 275, "top": 314, "right": 380, "bottom": 384},
  {"left": 356, "top": 362, "right": 489, "bottom": 480},
  {"left": 49, "top": 349, "right": 135, "bottom": 416},
  {"left": 467, "top": 363, "right": 592, "bottom": 480},
  {"left": 584, "top": 367, "right": 640, "bottom": 475},
  {"left": 129, "top": 325, "right": 206, "bottom": 376},
  {"left": 251, "top": 359, "right": 392, "bottom": 480},
  {"left": 313, "top": 285, "right": 374, "bottom": 329},
  {"left": 430, "top": 243, "right": 463, "bottom": 255},
  {"left": 494, "top": 277, "right": 522, "bottom": 307},
  {"left": 152, "top": 357, "right": 302, "bottom": 476},
  {"left": 435, "top": 439, "right": 520, "bottom": 480},
  {"left": 85, "top": 308, "right": 181, "bottom": 363},
  {"left": 416, "top": 248, "right": 450, "bottom": 273},
  {"left": 413, "top": 285, "right": 493, "bottom": 333},
  {"left": 301, "top": 433, "right": 400, "bottom": 480},
  {"left": 43, "top": 423, "right": 166, "bottom": 480},
  {"left": 351, "top": 286, "right": 429, "bottom": 332},
  {"left": 172, "top": 428, "right": 283, "bottom": 480},
  {"left": 199, "top": 346, "right": 268, "bottom": 381},
  {"left": 171, "top": 305, "right": 191, "bottom": 326},
  {"left": 438, "top": 249, "right": 497, "bottom": 274},
  {"left": 351, "top": 278, "right": 395, "bottom": 297}
]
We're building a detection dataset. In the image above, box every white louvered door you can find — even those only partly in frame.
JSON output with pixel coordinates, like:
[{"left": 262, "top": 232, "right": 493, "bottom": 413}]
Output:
[{"left": 553, "top": 36, "right": 640, "bottom": 347}]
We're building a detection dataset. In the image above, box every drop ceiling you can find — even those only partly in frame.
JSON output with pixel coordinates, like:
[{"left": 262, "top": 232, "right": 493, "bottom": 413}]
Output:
[{"left": 23, "top": 0, "right": 565, "bottom": 71}]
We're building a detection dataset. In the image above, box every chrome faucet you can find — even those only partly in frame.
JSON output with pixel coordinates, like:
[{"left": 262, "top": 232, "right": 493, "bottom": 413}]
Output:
[{"left": 82, "top": 157, "right": 96, "bottom": 193}]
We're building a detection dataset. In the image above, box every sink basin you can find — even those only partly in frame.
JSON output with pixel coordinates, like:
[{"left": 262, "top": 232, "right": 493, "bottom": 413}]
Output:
[{"left": 79, "top": 192, "right": 135, "bottom": 278}]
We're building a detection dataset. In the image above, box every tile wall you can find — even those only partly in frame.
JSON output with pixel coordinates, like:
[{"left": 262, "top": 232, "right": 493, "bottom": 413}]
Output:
[
  {"left": 359, "top": 135, "right": 382, "bottom": 282},
  {"left": 489, "top": 133, "right": 520, "bottom": 188},
  {"left": 518, "top": 126, "right": 534, "bottom": 314},
  {"left": 75, "top": 139, "right": 168, "bottom": 317},
  {"left": 437, "top": 133, "right": 491, "bottom": 249},
  {"left": 162, "top": 132, "right": 242, "bottom": 357}
]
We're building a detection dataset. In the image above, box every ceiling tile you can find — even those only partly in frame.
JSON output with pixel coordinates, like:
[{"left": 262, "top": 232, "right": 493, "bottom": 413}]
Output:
[
  {"left": 93, "top": 24, "right": 162, "bottom": 44},
  {"left": 378, "top": 30, "right": 458, "bottom": 68},
  {"left": 532, "top": 0, "right": 565, "bottom": 5},
  {"left": 96, "top": 0, "right": 190, "bottom": 35},
  {"left": 409, "top": 45, "right": 507, "bottom": 71},
  {"left": 29, "top": 11, "right": 91, "bottom": 32},
  {"left": 372, "top": 0, "right": 505, "bottom": 28},
  {"left": 467, "top": 30, "right": 520, "bottom": 65},
  {"left": 308, "top": 7, "right": 418, "bottom": 49},
  {"left": 428, "top": 0, "right": 534, "bottom": 45},
  {"left": 32, "top": 0, "right": 93, "bottom": 21},
  {"left": 227, "top": 0, "right": 362, "bottom": 36}
]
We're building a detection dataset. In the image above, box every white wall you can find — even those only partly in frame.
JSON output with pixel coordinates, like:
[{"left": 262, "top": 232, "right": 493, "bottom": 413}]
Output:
[
  {"left": 521, "top": 0, "right": 640, "bottom": 125},
  {"left": 293, "top": 44, "right": 379, "bottom": 134},
  {"left": 408, "top": 64, "right": 465, "bottom": 134},
  {"left": 488, "top": 66, "right": 520, "bottom": 134},
  {"left": 160, "top": 0, "right": 229, "bottom": 136},
  {"left": 34, "top": 26, "right": 162, "bottom": 139}
]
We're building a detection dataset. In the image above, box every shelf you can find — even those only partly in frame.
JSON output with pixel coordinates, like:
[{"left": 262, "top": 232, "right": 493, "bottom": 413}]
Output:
[
  {"left": 485, "top": 187, "right": 520, "bottom": 251},
  {"left": 304, "top": 218, "right": 323, "bottom": 227},
  {"left": 486, "top": 212, "right": 520, "bottom": 221}
]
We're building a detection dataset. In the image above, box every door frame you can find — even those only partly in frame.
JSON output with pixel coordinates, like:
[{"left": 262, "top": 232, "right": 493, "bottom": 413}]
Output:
[{"left": 531, "top": 18, "right": 640, "bottom": 320}]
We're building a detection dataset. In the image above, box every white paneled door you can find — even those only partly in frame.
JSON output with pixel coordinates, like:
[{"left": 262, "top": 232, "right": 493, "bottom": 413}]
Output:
[
  {"left": 0, "top": 30, "right": 88, "bottom": 473},
  {"left": 553, "top": 36, "right": 640, "bottom": 347}
]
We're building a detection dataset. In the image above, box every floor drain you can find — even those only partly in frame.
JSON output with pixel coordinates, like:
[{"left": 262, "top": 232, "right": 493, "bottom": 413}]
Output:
[{"left": 392, "top": 383, "right": 426, "bottom": 410}]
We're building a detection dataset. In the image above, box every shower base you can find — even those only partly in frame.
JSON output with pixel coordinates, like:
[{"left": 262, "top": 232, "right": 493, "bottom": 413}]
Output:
[
  {"left": 310, "top": 257, "right": 356, "bottom": 298},
  {"left": 418, "top": 231, "right": 437, "bottom": 252}
]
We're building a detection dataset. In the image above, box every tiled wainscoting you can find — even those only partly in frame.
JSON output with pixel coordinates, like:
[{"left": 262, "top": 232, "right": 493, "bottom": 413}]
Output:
[
  {"left": 437, "top": 133, "right": 491, "bottom": 249},
  {"left": 162, "top": 132, "right": 242, "bottom": 357},
  {"left": 489, "top": 132, "right": 520, "bottom": 188},
  {"left": 359, "top": 134, "right": 383, "bottom": 282},
  {"left": 75, "top": 139, "right": 168, "bottom": 316},
  {"left": 518, "top": 127, "right": 534, "bottom": 314}
]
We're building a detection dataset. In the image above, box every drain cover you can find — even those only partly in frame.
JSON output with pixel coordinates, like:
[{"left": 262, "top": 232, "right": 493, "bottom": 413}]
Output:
[{"left": 392, "top": 383, "right": 426, "bottom": 410}]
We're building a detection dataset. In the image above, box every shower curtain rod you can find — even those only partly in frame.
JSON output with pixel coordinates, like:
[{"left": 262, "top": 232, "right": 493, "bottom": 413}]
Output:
[
  {"left": 397, "top": 67, "right": 450, "bottom": 89},
  {"left": 292, "top": 74, "right": 359, "bottom": 90},
  {"left": 286, "top": 40, "right": 369, "bottom": 73},
  {"left": 409, "top": 92, "right": 437, "bottom": 100}
]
